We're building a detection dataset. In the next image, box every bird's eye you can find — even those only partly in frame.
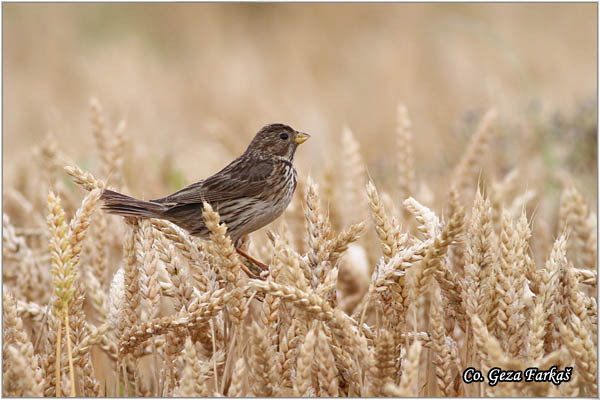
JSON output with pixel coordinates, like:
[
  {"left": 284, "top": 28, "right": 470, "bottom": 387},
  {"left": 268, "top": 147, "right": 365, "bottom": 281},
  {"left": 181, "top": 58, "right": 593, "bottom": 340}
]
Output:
[{"left": 279, "top": 133, "right": 289, "bottom": 140}]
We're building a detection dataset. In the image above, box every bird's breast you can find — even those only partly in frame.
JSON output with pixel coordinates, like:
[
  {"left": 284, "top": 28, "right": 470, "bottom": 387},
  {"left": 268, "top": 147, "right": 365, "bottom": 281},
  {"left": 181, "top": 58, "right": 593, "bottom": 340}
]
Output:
[
  {"left": 225, "top": 163, "right": 297, "bottom": 238},
  {"left": 260, "top": 162, "right": 296, "bottom": 215}
]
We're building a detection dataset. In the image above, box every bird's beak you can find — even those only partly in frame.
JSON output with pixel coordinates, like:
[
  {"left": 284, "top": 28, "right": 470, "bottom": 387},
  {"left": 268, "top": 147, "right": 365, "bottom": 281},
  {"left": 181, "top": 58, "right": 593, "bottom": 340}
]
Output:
[{"left": 295, "top": 132, "right": 311, "bottom": 144}]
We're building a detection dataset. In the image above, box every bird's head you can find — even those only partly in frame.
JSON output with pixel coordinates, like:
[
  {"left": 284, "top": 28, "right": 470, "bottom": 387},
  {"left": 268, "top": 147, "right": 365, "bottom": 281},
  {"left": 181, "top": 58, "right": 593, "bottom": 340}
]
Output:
[{"left": 245, "top": 123, "right": 310, "bottom": 160}]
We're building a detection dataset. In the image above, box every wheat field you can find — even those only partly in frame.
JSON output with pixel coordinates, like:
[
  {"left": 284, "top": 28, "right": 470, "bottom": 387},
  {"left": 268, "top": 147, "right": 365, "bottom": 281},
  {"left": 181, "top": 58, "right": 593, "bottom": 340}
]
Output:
[{"left": 2, "top": 3, "right": 597, "bottom": 397}]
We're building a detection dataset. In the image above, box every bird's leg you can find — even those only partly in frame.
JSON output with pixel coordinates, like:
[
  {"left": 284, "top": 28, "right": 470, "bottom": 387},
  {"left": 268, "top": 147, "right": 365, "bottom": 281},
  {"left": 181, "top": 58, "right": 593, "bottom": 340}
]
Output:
[
  {"left": 238, "top": 261, "right": 264, "bottom": 281},
  {"left": 235, "top": 247, "right": 270, "bottom": 272}
]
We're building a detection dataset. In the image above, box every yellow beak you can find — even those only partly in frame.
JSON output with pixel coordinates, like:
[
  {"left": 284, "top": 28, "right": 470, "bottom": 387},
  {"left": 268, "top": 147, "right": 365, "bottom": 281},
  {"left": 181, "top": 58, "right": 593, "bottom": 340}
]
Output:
[{"left": 295, "top": 132, "right": 311, "bottom": 144}]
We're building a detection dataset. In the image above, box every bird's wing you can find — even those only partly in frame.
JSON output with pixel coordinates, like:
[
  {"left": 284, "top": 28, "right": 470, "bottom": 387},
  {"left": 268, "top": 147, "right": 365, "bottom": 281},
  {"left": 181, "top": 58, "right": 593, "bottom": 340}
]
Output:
[{"left": 152, "top": 158, "right": 274, "bottom": 205}]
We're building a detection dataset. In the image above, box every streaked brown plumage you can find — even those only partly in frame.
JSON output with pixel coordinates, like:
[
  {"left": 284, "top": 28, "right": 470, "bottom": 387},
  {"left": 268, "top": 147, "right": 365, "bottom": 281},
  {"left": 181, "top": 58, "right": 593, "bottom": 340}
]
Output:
[{"left": 101, "top": 123, "right": 310, "bottom": 246}]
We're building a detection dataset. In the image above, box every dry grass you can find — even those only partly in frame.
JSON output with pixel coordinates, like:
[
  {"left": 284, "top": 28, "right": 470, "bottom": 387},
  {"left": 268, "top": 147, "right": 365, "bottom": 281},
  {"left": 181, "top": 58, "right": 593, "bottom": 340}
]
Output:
[
  {"left": 3, "top": 97, "right": 597, "bottom": 397},
  {"left": 2, "top": 3, "right": 597, "bottom": 398}
]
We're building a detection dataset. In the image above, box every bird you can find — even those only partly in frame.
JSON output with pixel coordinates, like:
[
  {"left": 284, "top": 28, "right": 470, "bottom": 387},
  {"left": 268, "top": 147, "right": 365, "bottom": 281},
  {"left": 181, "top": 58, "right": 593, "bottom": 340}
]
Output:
[{"left": 101, "top": 123, "right": 310, "bottom": 276}]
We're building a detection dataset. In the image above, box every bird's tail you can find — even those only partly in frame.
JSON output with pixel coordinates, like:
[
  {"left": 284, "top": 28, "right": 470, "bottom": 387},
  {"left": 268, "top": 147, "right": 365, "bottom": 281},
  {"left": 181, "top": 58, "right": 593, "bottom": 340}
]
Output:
[{"left": 101, "top": 189, "right": 166, "bottom": 219}]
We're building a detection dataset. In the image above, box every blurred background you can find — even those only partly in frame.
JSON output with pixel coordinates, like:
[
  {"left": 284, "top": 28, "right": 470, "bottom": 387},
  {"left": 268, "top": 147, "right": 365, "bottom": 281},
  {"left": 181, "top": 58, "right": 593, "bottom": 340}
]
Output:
[{"left": 3, "top": 2, "right": 597, "bottom": 215}]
